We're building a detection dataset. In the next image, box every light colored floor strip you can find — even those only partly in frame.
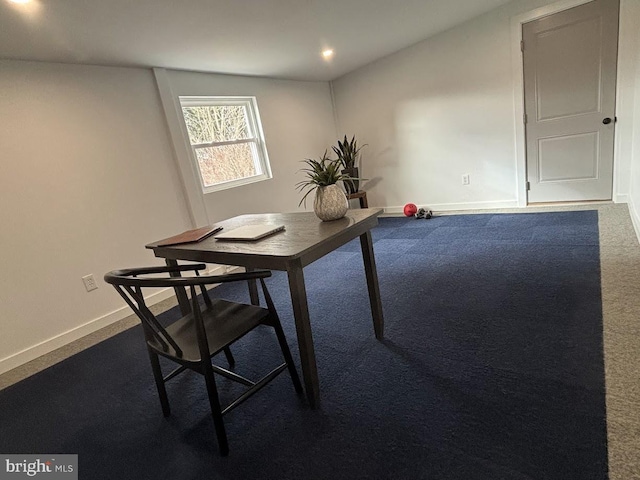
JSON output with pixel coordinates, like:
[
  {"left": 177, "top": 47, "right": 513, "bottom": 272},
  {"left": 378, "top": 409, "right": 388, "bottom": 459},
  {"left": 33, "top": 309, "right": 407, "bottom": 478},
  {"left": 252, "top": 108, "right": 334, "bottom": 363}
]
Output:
[
  {"left": 0, "top": 203, "right": 638, "bottom": 478},
  {"left": 598, "top": 207, "right": 640, "bottom": 480}
]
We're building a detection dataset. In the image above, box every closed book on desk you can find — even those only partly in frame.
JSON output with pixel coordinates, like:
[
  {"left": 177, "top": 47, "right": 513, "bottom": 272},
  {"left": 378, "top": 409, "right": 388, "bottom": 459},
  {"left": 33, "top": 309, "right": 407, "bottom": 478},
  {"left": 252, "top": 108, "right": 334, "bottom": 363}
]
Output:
[
  {"left": 154, "top": 226, "right": 222, "bottom": 246},
  {"left": 215, "top": 225, "right": 285, "bottom": 241}
]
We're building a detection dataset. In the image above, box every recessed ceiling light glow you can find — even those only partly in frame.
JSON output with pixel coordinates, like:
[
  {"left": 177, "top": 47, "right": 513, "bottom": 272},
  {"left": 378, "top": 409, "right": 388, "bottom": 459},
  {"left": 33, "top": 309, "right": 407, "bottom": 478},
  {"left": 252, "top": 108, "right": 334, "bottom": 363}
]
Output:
[
  {"left": 9, "top": 0, "right": 32, "bottom": 3},
  {"left": 322, "top": 49, "right": 334, "bottom": 60}
]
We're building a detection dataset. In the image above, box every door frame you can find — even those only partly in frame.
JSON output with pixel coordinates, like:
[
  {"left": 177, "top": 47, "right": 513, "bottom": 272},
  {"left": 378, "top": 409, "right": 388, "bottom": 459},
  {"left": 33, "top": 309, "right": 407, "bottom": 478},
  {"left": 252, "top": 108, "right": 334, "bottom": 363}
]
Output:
[{"left": 510, "top": 0, "right": 622, "bottom": 206}]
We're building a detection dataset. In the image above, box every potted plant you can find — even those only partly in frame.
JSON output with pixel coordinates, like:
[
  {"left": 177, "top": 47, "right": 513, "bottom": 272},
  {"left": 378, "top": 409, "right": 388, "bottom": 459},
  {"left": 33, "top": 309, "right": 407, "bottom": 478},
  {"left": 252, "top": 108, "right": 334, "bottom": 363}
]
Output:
[
  {"left": 296, "top": 151, "right": 350, "bottom": 221},
  {"left": 332, "top": 135, "right": 367, "bottom": 194}
]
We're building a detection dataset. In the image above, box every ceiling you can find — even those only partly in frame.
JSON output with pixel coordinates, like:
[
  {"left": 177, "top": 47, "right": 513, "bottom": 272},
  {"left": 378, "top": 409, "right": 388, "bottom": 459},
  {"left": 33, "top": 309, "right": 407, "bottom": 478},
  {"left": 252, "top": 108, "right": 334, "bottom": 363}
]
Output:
[{"left": 0, "top": 0, "right": 513, "bottom": 81}]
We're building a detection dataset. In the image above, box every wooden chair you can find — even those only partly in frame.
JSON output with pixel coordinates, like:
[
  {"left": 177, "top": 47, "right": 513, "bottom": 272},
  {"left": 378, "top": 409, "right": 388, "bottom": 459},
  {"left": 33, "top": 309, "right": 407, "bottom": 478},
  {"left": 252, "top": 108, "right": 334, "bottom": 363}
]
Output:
[{"left": 104, "top": 263, "right": 302, "bottom": 456}]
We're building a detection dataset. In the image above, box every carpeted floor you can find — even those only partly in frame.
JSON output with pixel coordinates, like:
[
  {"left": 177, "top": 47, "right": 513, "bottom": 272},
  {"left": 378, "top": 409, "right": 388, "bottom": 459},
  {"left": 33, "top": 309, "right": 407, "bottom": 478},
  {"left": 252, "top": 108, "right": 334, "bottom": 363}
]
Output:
[{"left": 0, "top": 211, "right": 609, "bottom": 479}]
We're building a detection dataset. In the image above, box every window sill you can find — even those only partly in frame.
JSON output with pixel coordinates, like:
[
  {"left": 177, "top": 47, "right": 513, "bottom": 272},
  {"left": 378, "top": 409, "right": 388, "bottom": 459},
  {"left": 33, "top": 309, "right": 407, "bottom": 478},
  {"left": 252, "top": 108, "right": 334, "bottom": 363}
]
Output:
[{"left": 202, "top": 173, "right": 272, "bottom": 194}]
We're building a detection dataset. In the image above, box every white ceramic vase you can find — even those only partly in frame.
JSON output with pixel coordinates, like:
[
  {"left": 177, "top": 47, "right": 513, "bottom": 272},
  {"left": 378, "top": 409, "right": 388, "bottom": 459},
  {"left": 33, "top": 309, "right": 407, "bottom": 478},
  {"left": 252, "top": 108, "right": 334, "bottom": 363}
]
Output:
[{"left": 314, "top": 184, "right": 348, "bottom": 221}]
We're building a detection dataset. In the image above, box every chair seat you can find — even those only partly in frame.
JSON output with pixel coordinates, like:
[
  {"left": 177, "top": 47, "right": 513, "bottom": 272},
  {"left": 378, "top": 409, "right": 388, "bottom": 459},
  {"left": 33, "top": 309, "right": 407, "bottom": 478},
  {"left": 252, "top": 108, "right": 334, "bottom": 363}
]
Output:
[{"left": 148, "top": 299, "right": 270, "bottom": 363}]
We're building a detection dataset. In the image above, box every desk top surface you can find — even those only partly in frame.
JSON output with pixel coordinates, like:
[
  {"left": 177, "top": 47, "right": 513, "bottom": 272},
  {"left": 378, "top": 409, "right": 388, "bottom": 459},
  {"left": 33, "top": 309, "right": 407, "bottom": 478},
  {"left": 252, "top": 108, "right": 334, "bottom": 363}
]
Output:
[{"left": 146, "top": 208, "right": 382, "bottom": 268}]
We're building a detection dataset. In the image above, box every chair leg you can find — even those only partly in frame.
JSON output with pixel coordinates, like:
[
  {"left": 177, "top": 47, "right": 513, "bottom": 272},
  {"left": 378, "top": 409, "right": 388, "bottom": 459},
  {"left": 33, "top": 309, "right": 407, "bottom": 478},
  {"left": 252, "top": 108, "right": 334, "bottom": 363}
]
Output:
[
  {"left": 202, "top": 363, "right": 229, "bottom": 456},
  {"left": 272, "top": 319, "right": 303, "bottom": 394},
  {"left": 223, "top": 347, "right": 235, "bottom": 367},
  {"left": 147, "top": 348, "right": 171, "bottom": 417}
]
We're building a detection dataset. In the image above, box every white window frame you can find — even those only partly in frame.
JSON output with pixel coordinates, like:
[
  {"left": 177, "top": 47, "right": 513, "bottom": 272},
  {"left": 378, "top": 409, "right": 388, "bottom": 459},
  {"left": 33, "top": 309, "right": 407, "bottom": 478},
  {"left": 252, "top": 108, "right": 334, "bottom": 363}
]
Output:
[{"left": 178, "top": 96, "right": 272, "bottom": 194}]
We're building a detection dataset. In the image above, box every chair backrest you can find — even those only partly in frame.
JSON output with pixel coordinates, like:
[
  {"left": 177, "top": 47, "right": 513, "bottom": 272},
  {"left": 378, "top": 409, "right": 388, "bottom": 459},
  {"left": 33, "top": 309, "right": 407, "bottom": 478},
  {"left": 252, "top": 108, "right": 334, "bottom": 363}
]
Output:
[
  {"left": 104, "top": 264, "right": 212, "bottom": 356},
  {"left": 104, "top": 263, "right": 275, "bottom": 360}
]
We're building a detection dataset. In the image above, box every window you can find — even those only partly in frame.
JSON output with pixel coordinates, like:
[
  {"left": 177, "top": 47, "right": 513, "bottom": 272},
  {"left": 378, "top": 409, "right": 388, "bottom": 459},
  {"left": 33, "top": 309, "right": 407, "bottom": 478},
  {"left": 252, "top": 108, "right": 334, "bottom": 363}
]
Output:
[{"left": 179, "top": 96, "right": 272, "bottom": 193}]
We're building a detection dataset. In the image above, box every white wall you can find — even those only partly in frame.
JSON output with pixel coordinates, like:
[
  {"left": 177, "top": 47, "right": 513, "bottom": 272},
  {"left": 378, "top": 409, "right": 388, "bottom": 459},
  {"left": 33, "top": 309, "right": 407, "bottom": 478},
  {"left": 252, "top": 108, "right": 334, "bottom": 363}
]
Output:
[
  {"left": 628, "top": 0, "right": 640, "bottom": 234},
  {"left": 615, "top": 0, "right": 640, "bottom": 205},
  {"left": 0, "top": 60, "right": 193, "bottom": 372},
  {"left": 0, "top": 61, "right": 337, "bottom": 374},
  {"left": 160, "top": 69, "right": 337, "bottom": 224},
  {"left": 331, "top": 0, "right": 639, "bottom": 213}
]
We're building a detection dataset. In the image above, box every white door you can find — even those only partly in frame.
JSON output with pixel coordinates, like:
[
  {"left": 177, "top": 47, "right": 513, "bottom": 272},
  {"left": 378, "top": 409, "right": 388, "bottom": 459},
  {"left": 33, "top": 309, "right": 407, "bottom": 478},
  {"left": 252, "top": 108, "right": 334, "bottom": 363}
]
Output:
[{"left": 522, "top": 0, "right": 619, "bottom": 203}]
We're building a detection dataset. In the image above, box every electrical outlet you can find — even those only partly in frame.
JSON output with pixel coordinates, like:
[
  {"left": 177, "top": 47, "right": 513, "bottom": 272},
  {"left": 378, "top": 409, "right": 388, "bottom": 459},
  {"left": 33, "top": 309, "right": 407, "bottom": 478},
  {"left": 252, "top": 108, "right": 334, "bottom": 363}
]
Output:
[
  {"left": 82, "top": 274, "right": 98, "bottom": 292},
  {"left": 462, "top": 174, "right": 470, "bottom": 185}
]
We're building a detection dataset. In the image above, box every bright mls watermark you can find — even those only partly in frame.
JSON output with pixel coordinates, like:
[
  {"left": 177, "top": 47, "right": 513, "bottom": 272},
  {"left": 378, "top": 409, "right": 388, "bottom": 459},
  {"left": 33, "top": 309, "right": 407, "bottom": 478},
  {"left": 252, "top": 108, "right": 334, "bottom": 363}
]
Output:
[{"left": 0, "top": 455, "right": 77, "bottom": 479}]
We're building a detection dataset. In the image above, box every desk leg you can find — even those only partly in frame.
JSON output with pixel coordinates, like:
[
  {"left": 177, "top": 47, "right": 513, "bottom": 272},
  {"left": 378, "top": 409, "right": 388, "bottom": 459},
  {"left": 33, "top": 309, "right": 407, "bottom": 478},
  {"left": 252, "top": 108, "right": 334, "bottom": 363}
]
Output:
[
  {"left": 287, "top": 261, "right": 320, "bottom": 408},
  {"left": 245, "top": 267, "right": 260, "bottom": 305},
  {"left": 166, "top": 259, "right": 190, "bottom": 316},
  {"left": 359, "top": 230, "right": 384, "bottom": 339}
]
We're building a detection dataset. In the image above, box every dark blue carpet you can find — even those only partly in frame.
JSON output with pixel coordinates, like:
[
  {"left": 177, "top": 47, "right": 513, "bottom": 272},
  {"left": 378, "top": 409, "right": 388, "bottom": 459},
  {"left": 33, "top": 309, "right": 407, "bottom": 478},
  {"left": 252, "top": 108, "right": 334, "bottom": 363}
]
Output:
[{"left": 0, "top": 211, "right": 608, "bottom": 479}]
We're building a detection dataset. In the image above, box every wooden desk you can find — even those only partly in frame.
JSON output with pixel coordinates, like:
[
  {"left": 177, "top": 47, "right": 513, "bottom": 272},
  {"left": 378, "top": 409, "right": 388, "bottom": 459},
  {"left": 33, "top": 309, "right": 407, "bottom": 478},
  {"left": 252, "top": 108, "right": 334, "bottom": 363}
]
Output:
[{"left": 146, "top": 209, "right": 384, "bottom": 408}]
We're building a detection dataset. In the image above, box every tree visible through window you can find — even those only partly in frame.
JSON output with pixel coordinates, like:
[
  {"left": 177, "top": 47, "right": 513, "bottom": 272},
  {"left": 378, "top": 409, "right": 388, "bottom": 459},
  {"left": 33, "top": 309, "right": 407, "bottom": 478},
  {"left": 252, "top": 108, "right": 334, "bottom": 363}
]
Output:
[{"left": 179, "top": 97, "right": 271, "bottom": 192}]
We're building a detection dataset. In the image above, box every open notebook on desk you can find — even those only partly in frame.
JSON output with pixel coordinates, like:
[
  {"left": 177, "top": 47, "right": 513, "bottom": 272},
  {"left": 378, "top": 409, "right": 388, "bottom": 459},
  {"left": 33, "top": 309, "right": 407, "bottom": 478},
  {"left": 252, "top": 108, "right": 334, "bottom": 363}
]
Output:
[{"left": 215, "top": 224, "right": 285, "bottom": 241}]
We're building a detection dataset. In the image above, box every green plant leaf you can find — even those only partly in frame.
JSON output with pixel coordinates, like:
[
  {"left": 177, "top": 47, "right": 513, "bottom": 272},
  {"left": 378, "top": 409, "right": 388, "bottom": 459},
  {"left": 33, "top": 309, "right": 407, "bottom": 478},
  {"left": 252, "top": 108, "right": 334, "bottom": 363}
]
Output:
[
  {"left": 331, "top": 134, "right": 367, "bottom": 169},
  {"left": 297, "top": 150, "right": 352, "bottom": 206}
]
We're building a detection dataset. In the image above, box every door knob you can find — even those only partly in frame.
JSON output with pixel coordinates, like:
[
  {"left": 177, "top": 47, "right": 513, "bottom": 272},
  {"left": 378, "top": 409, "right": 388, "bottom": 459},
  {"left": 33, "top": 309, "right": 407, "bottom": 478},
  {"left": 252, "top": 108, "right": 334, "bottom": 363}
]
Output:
[{"left": 603, "top": 117, "right": 612, "bottom": 125}]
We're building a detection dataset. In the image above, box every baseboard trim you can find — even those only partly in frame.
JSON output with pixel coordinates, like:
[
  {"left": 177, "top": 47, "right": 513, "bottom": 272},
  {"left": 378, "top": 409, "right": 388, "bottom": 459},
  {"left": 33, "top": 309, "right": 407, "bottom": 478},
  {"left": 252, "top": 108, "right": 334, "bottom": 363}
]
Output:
[
  {"left": 627, "top": 199, "right": 640, "bottom": 244},
  {"left": 614, "top": 193, "right": 629, "bottom": 203},
  {"left": 0, "top": 265, "right": 230, "bottom": 376},
  {"left": 383, "top": 200, "right": 520, "bottom": 215}
]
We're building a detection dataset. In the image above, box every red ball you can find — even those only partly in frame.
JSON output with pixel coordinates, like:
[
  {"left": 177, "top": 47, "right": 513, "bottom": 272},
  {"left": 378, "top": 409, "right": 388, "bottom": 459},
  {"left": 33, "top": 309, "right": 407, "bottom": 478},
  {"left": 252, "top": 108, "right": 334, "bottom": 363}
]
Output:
[{"left": 403, "top": 203, "right": 418, "bottom": 217}]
